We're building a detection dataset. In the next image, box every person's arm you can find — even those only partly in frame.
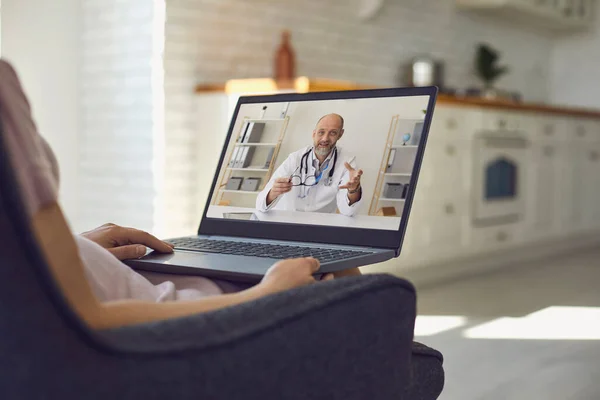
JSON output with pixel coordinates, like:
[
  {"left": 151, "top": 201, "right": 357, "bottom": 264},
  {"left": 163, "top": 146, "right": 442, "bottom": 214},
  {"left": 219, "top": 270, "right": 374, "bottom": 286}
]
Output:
[
  {"left": 80, "top": 223, "right": 174, "bottom": 260},
  {"left": 337, "top": 160, "right": 363, "bottom": 217},
  {"left": 33, "top": 202, "right": 330, "bottom": 330},
  {"left": 255, "top": 154, "right": 294, "bottom": 212}
]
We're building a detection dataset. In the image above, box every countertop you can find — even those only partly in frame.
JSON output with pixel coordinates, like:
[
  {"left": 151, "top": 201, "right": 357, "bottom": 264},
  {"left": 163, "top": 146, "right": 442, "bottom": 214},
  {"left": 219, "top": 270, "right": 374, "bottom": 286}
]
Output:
[{"left": 195, "top": 77, "right": 600, "bottom": 120}]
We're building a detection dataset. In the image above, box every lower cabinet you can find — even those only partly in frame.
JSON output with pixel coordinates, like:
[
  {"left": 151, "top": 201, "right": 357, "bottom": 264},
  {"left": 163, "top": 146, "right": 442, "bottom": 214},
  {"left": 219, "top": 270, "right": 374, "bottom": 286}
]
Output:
[
  {"left": 525, "top": 140, "right": 559, "bottom": 240},
  {"left": 578, "top": 142, "right": 600, "bottom": 231},
  {"left": 403, "top": 108, "right": 600, "bottom": 267},
  {"left": 468, "top": 224, "right": 523, "bottom": 251}
]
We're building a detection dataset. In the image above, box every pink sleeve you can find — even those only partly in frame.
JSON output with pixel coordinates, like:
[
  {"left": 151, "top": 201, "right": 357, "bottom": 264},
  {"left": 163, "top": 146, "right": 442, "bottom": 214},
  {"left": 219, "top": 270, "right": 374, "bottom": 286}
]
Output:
[{"left": 0, "top": 60, "right": 59, "bottom": 216}]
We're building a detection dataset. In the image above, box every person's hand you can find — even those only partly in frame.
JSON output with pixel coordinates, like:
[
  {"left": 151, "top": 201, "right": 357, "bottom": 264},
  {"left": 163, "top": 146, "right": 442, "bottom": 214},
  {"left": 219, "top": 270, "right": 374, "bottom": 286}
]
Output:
[
  {"left": 266, "top": 177, "right": 294, "bottom": 204},
  {"left": 80, "top": 223, "right": 174, "bottom": 260},
  {"left": 339, "top": 162, "right": 363, "bottom": 192},
  {"left": 259, "top": 258, "right": 334, "bottom": 295}
]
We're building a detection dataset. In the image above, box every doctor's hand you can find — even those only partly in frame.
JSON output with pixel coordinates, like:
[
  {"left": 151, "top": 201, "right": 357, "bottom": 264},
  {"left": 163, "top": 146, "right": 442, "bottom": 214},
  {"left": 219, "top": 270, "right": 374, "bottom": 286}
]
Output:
[
  {"left": 80, "top": 223, "right": 174, "bottom": 260},
  {"left": 266, "top": 177, "right": 293, "bottom": 205},
  {"left": 339, "top": 162, "right": 363, "bottom": 192},
  {"left": 259, "top": 258, "right": 334, "bottom": 295}
]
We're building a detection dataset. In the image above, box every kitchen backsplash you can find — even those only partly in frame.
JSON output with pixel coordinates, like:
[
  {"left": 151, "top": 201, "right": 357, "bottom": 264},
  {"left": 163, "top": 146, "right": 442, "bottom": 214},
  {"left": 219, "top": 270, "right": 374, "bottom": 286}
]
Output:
[{"left": 166, "top": 0, "right": 554, "bottom": 101}]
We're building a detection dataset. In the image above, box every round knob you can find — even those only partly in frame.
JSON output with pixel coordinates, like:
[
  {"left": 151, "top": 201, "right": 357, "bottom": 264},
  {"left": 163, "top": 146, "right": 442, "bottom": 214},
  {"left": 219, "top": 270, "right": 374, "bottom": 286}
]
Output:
[
  {"left": 498, "top": 119, "right": 507, "bottom": 129},
  {"left": 544, "top": 125, "right": 554, "bottom": 136},
  {"left": 446, "top": 145, "right": 456, "bottom": 155},
  {"left": 446, "top": 119, "right": 457, "bottom": 130},
  {"left": 444, "top": 203, "right": 455, "bottom": 215},
  {"left": 591, "top": 151, "right": 599, "bottom": 161},
  {"left": 577, "top": 126, "right": 586, "bottom": 137}
]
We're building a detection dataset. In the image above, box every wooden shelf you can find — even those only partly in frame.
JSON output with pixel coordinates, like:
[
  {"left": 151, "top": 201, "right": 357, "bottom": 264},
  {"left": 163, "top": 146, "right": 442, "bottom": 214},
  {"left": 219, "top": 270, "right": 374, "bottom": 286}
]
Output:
[
  {"left": 234, "top": 142, "right": 278, "bottom": 147},
  {"left": 244, "top": 118, "right": 287, "bottom": 122},
  {"left": 221, "top": 190, "right": 260, "bottom": 194},
  {"left": 226, "top": 167, "right": 270, "bottom": 172},
  {"left": 213, "top": 115, "right": 290, "bottom": 206},
  {"left": 383, "top": 172, "right": 412, "bottom": 177}
]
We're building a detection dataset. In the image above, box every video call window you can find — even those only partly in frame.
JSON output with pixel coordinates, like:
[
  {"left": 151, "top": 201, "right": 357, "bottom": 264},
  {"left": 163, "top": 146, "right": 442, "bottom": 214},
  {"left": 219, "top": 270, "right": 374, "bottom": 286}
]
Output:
[{"left": 207, "top": 95, "right": 431, "bottom": 231}]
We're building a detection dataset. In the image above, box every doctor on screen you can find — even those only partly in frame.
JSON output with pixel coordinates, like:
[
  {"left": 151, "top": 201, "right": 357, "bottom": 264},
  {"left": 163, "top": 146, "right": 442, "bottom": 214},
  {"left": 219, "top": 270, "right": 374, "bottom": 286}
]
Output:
[{"left": 255, "top": 113, "right": 364, "bottom": 216}]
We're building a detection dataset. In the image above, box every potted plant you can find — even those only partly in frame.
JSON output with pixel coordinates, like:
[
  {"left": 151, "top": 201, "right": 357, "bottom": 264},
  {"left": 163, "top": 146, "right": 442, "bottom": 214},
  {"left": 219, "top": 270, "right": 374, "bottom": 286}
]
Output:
[{"left": 475, "top": 43, "right": 509, "bottom": 99}]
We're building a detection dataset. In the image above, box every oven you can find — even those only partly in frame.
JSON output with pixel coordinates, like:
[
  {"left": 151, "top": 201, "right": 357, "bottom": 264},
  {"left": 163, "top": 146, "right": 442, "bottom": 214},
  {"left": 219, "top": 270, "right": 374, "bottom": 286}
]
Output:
[{"left": 472, "top": 132, "right": 529, "bottom": 226}]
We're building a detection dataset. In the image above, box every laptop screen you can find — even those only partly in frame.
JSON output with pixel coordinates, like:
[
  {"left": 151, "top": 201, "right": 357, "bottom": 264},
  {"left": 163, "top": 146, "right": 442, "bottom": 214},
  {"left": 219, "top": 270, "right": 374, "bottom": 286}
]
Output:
[{"left": 206, "top": 94, "right": 431, "bottom": 231}]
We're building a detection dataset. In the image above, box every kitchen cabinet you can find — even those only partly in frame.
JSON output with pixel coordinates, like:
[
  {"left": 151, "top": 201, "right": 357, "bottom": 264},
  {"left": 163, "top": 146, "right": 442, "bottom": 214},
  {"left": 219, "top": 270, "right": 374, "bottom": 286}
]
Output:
[
  {"left": 404, "top": 155, "right": 467, "bottom": 260},
  {"left": 468, "top": 223, "right": 523, "bottom": 251},
  {"left": 555, "top": 141, "right": 583, "bottom": 233},
  {"left": 405, "top": 194, "right": 467, "bottom": 261},
  {"left": 401, "top": 107, "right": 472, "bottom": 260},
  {"left": 526, "top": 140, "right": 559, "bottom": 239},
  {"left": 524, "top": 115, "right": 563, "bottom": 240},
  {"left": 577, "top": 142, "right": 600, "bottom": 231},
  {"left": 456, "top": 0, "right": 595, "bottom": 32}
]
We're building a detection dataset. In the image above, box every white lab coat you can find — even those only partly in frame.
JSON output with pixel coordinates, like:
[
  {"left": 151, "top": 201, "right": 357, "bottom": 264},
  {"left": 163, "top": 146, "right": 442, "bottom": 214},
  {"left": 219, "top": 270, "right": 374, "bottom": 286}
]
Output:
[{"left": 255, "top": 146, "right": 362, "bottom": 216}]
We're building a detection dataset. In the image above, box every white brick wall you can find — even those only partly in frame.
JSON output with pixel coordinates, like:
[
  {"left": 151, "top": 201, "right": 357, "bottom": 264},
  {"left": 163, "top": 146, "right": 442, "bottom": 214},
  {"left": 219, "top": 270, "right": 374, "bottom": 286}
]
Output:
[
  {"left": 162, "top": 0, "right": 556, "bottom": 237},
  {"left": 79, "top": 0, "right": 158, "bottom": 233},
  {"left": 167, "top": 0, "right": 554, "bottom": 100}
]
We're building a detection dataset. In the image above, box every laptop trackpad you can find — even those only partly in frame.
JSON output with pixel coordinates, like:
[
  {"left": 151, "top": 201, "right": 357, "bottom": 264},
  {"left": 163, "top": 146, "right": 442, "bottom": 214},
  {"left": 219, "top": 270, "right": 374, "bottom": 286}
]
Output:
[{"left": 127, "top": 250, "right": 277, "bottom": 282}]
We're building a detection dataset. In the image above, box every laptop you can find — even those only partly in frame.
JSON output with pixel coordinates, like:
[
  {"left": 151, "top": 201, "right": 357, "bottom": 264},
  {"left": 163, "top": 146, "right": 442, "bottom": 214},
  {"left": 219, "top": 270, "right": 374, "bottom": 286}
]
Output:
[{"left": 126, "top": 86, "right": 438, "bottom": 282}]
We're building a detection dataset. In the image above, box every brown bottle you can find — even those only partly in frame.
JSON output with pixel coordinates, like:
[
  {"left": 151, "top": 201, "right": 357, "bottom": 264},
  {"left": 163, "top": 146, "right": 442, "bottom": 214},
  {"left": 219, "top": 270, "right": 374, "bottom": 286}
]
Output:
[{"left": 274, "top": 30, "right": 295, "bottom": 82}]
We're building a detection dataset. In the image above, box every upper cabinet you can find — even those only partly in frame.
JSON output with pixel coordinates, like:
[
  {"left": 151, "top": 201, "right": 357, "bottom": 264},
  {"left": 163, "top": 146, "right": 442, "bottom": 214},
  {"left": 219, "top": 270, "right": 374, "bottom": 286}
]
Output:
[{"left": 456, "top": 0, "right": 596, "bottom": 32}]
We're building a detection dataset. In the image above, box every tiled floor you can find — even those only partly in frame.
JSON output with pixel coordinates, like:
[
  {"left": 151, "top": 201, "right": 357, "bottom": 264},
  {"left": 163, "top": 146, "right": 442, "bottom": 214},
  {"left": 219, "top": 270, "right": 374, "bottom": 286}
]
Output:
[{"left": 413, "top": 246, "right": 600, "bottom": 400}]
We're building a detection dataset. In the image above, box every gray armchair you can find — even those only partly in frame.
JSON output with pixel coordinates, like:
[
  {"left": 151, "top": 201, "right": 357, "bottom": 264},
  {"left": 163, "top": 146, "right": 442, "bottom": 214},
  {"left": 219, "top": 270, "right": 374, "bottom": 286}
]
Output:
[{"left": 0, "top": 108, "right": 443, "bottom": 399}]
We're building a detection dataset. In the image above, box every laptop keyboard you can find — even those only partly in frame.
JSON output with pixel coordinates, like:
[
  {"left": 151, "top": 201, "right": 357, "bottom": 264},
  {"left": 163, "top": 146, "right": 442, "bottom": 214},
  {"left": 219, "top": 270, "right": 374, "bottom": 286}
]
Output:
[{"left": 170, "top": 238, "right": 370, "bottom": 264}]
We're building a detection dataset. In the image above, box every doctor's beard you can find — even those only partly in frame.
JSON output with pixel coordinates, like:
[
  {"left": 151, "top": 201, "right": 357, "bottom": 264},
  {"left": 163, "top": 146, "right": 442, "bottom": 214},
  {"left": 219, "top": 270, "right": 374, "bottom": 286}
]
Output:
[{"left": 314, "top": 145, "right": 333, "bottom": 158}]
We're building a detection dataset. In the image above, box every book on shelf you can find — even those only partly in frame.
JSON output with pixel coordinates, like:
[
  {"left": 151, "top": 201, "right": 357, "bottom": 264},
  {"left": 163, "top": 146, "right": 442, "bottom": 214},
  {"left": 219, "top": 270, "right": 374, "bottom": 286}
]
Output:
[
  {"left": 229, "top": 122, "right": 251, "bottom": 167},
  {"left": 233, "top": 121, "right": 265, "bottom": 168},
  {"left": 263, "top": 147, "right": 275, "bottom": 168},
  {"left": 386, "top": 149, "right": 396, "bottom": 172}
]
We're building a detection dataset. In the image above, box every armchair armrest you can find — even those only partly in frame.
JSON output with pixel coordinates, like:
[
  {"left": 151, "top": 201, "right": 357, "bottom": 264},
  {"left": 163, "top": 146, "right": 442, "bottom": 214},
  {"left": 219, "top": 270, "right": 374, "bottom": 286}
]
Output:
[
  {"left": 98, "top": 274, "right": 415, "bottom": 353},
  {"left": 94, "top": 274, "right": 418, "bottom": 399}
]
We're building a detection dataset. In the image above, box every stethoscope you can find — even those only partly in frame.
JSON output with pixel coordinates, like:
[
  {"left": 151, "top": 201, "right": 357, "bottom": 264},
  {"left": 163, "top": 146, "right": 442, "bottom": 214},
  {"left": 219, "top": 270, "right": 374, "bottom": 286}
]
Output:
[
  {"left": 299, "top": 146, "right": 338, "bottom": 186},
  {"left": 291, "top": 147, "right": 338, "bottom": 199}
]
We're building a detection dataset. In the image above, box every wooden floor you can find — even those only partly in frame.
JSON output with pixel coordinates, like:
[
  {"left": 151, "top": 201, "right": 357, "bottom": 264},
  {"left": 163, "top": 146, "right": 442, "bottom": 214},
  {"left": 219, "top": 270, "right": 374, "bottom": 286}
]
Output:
[{"left": 413, "top": 246, "right": 600, "bottom": 400}]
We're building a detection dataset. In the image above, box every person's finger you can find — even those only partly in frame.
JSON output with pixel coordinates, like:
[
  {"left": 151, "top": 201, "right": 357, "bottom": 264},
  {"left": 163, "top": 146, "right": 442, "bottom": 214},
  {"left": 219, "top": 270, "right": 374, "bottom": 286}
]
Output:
[
  {"left": 344, "top": 162, "right": 354, "bottom": 171},
  {"left": 357, "top": 169, "right": 363, "bottom": 176},
  {"left": 275, "top": 182, "right": 292, "bottom": 189},
  {"left": 305, "top": 257, "right": 320, "bottom": 272},
  {"left": 119, "top": 228, "right": 174, "bottom": 253},
  {"left": 109, "top": 244, "right": 147, "bottom": 260},
  {"left": 322, "top": 273, "right": 335, "bottom": 281}
]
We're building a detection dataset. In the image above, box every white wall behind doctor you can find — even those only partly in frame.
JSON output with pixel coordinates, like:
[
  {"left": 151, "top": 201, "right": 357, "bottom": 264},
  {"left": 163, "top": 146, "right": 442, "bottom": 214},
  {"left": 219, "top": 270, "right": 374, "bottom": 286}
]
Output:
[{"left": 275, "top": 96, "right": 430, "bottom": 214}]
